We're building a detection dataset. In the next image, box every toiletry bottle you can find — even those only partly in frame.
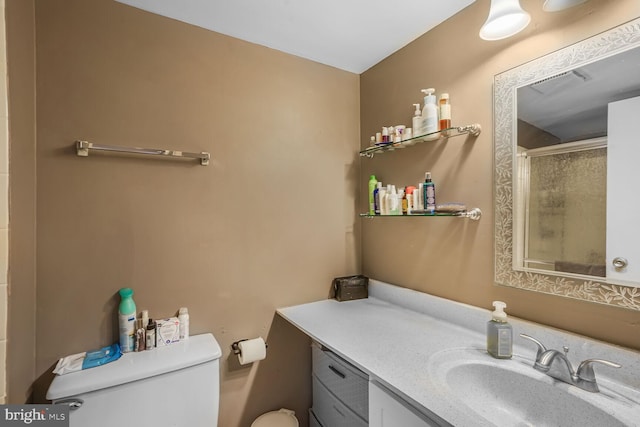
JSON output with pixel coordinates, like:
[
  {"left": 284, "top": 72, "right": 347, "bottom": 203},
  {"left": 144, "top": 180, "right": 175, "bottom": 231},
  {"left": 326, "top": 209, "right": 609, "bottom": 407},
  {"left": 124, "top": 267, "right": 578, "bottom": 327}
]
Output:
[
  {"left": 424, "top": 172, "right": 436, "bottom": 213},
  {"left": 421, "top": 88, "right": 439, "bottom": 140},
  {"left": 368, "top": 175, "right": 378, "bottom": 215},
  {"left": 118, "top": 288, "right": 136, "bottom": 353},
  {"left": 396, "top": 188, "right": 405, "bottom": 215},
  {"left": 379, "top": 187, "right": 387, "bottom": 215},
  {"left": 382, "top": 127, "right": 389, "bottom": 143},
  {"left": 146, "top": 318, "right": 156, "bottom": 350},
  {"left": 388, "top": 185, "right": 399, "bottom": 215},
  {"left": 487, "top": 301, "right": 513, "bottom": 359},
  {"left": 374, "top": 182, "right": 382, "bottom": 215},
  {"left": 417, "top": 183, "right": 424, "bottom": 211},
  {"left": 134, "top": 319, "right": 146, "bottom": 352},
  {"left": 178, "top": 307, "right": 190, "bottom": 340},
  {"left": 439, "top": 93, "right": 451, "bottom": 134},
  {"left": 412, "top": 103, "right": 423, "bottom": 138},
  {"left": 141, "top": 309, "right": 149, "bottom": 328}
]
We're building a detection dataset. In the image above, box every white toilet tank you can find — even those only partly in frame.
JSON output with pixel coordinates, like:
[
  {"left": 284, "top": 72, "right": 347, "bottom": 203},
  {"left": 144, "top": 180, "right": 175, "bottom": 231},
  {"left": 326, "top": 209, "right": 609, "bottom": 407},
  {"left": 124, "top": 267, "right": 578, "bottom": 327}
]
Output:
[{"left": 46, "top": 333, "right": 222, "bottom": 427}]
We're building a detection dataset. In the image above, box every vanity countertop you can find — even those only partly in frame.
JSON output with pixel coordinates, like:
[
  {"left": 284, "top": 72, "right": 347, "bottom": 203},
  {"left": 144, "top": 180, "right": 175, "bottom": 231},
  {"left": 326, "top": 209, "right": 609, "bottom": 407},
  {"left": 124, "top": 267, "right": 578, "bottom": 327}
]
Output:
[{"left": 277, "top": 280, "right": 640, "bottom": 427}]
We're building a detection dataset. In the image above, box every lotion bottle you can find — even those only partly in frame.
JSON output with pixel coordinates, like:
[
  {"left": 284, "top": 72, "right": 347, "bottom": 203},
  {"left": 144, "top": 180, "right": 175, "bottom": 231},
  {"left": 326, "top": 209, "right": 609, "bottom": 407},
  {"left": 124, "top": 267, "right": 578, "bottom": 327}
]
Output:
[
  {"left": 487, "top": 301, "right": 513, "bottom": 359},
  {"left": 421, "top": 88, "right": 439, "bottom": 140},
  {"left": 412, "top": 103, "right": 423, "bottom": 138}
]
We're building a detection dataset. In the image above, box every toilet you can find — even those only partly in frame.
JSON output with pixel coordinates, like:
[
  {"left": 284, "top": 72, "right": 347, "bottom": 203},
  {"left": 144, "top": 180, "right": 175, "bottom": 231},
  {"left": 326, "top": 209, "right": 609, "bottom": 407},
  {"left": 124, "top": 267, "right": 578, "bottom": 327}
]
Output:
[
  {"left": 47, "top": 333, "right": 222, "bottom": 426},
  {"left": 252, "top": 408, "right": 299, "bottom": 427}
]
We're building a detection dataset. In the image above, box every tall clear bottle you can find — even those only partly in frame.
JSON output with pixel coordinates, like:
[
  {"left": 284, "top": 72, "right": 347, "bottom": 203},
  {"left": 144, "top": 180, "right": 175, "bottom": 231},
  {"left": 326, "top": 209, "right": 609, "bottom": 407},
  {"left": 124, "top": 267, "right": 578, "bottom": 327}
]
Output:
[
  {"left": 118, "top": 288, "right": 137, "bottom": 353},
  {"left": 439, "top": 93, "right": 451, "bottom": 134}
]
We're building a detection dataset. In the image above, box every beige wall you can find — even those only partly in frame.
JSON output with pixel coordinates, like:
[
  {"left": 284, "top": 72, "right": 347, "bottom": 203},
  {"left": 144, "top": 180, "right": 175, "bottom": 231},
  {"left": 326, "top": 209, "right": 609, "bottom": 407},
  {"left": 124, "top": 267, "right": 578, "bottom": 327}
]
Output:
[
  {"left": 360, "top": 0, "right": 640, "bottom": 351},
  {"left": 6, "top": 0, "right": 37, "bottom": 404},
  {"left": 8, "top": 0, "right": 640, "bottom": 420},
  {"left": 8, "top": 0, "right": 360, "bottom": 424}
]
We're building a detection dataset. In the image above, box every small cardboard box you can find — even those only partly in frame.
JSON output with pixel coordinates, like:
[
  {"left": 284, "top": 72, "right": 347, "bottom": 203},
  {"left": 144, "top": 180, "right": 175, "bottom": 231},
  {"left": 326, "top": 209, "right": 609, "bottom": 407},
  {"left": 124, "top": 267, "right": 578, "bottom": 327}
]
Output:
[{"left": 156, "top": 317, "right": 180, "bottom": 346}]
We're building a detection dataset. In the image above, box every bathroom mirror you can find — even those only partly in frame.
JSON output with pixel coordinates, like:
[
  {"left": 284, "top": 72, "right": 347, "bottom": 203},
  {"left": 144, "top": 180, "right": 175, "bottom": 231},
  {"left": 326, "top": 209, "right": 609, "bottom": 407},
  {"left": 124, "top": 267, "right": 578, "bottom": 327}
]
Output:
[{"left": 494, "top": 17, "right": 640, "bottom": 310}]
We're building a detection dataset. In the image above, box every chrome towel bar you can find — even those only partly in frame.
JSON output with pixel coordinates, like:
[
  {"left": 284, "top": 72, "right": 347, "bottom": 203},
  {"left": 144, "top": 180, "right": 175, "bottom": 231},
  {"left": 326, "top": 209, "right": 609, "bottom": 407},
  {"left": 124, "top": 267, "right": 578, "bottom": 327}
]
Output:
[{"left": 75, "top": 140, "right": 210, "bottom": 166}]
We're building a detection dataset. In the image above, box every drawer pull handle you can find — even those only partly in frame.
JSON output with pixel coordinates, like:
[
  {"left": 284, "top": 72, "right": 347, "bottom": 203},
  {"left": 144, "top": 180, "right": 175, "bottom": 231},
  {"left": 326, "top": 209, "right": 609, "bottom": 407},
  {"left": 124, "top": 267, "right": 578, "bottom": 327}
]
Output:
[
  {"left": 328, "top": 365, "right": 346, "bottom": 379},
  {"left": 332, "top": 405, "right": 346, "bottom": 418}
]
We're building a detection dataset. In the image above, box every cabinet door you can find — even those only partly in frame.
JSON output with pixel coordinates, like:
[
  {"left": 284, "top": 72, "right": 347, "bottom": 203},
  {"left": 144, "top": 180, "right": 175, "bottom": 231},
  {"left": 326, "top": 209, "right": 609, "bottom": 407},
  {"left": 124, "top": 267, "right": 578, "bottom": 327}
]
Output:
[
  {"left": 607, "top": 96, "right": 640, "bottom": 286},
  {"left": 369, "top": 381, "right": 443, "bottom": 427}
]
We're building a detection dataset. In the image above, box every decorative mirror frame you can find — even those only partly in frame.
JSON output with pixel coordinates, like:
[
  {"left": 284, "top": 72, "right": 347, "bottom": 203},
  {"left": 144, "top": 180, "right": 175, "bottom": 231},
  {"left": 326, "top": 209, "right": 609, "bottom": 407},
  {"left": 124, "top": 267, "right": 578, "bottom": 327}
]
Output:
[{"left": 494, "top": 17, "right": 640, "bottom": 310}]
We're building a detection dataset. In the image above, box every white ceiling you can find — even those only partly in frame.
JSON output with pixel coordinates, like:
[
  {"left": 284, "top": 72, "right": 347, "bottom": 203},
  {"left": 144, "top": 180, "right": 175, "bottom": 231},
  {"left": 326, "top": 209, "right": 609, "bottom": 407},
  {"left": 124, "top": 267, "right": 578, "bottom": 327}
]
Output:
[{"left": 114, "top": 0, "right": 476, "bottom": 74}]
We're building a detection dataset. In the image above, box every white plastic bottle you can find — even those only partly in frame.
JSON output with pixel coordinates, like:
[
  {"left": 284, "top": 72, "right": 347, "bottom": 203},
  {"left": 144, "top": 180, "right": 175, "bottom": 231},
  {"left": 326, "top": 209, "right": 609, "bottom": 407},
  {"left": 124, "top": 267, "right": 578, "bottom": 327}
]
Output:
[
  {"left": 178, "top": 307, "right": 190, "bottom": 340},
  {"left": 412, "top": 103, "right": 423, "bottom": 140},
  {"left": 118, "top": 288, "right": 137, "bottom": 353},
  {"left": 421, "top": 88, "right": 439, "bottom": 140}
]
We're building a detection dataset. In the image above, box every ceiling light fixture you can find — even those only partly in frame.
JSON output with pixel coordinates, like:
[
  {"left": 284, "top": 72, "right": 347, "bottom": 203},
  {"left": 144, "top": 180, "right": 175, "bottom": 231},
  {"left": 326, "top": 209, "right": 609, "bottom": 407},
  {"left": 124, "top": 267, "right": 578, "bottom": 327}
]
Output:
[
  {"left": 479, "top": 0, "right": 531, "bottom": 41},
  {"left": 543, "top": 0, "right": 589, "bottom": 12}
]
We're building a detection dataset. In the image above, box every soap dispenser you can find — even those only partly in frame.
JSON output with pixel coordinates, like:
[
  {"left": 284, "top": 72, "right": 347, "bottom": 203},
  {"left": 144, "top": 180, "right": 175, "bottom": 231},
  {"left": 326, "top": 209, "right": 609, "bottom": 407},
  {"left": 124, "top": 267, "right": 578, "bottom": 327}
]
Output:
[
  {"left": 487, "top": 301, "right": 513, "bottom": 359},
  {"left": 421, "top": 88, "right": 439, "bottom": 140}
]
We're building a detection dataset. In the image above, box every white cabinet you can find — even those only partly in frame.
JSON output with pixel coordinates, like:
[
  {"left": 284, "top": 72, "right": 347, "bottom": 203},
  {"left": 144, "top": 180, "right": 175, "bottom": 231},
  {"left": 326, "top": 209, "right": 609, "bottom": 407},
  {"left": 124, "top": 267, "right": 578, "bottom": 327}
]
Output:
[
  {"left": 369, "top": 381, "right": 444, "bottom": 427},
  {"left": 607, "top": 96, "right": 640, "bottom": 286}
]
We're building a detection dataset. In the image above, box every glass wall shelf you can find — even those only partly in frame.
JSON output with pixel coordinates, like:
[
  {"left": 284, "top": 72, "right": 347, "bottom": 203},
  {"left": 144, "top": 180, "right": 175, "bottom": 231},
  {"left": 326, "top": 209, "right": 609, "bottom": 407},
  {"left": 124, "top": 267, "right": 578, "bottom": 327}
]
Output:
[
  {"left": 360, "top": 208, "right": 482, "bottom": 221},
  {"left": 359, "top": 124, "right": 481, "bottom": 158}
]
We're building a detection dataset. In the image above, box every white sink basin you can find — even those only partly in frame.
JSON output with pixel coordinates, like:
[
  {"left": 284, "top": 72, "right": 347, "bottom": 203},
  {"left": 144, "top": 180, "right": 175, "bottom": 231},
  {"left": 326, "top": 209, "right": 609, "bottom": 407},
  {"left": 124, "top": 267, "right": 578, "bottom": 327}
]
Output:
[{"left": 427, "top": 348, "right": 640, "bottom": 427}]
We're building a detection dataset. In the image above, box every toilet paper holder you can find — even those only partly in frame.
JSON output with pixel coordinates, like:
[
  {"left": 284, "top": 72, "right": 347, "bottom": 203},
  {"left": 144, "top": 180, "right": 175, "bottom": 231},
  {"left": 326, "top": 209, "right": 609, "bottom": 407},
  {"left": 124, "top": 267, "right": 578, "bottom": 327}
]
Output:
[{"left": 231, "top": 339, "right": 268, "bottom": 355}]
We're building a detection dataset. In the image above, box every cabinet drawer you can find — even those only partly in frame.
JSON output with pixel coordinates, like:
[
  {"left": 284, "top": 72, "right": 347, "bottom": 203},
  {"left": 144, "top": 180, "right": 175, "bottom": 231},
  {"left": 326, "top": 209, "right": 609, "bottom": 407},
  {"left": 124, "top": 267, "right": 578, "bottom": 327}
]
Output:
[
  {"left": 312, "top": 345, "right": 369, "bottom": 420},
  {"left": 309, "top": 409, "right": 323, "bottom": 427},
  {"left": 312, "top": 376, "right": 368, "bottom": 427}
]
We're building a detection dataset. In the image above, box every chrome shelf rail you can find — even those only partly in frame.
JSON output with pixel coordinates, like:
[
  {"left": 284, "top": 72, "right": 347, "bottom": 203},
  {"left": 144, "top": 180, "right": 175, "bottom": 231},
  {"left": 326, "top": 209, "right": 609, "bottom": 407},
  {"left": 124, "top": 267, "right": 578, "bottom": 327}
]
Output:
[
  {"left": 360, "top": 123, "right": 481, "bottom": 158},
  {"left": 75, "top": 140, "right": 210, "bottom": 166},
  {"left": 360, "top": 208, "right": 482, "bottom": 221}
]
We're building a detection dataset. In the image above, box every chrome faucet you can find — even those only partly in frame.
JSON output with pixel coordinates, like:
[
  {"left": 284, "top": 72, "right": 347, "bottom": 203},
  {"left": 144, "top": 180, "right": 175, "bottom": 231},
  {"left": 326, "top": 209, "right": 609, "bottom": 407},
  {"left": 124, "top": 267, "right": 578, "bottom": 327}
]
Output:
[{"left": 520, "top": 334, "right": 621, "bottom": 393}]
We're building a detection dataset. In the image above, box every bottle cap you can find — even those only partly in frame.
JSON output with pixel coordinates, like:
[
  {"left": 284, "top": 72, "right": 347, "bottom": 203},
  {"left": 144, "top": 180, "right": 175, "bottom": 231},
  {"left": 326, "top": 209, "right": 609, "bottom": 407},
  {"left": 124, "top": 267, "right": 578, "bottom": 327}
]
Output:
[
  {"left": 439, "top": 93, "right": 449, "bottom": 101},
  {"left": 119, "top": 288, "right": 133, "bottom": 298},
  {"left": 425, "top": 172, "right": 432, "bottom": 182},
  {"left": 413, "top": 103, "right": 421, "bottom": 116},
  {"left": 492, "top": 301, "right": 508, "bottom": 321},
  {"left": 370, "top": 175, "right": 376, "bottom": 181},
  {"left": 421, "top": 88, "right": 436, "bottom": 104},
  {"left": 179, "top": 307, "right": 189, "bottom": 315},
  {"left": 147, "top": 318, "right": 155, "bottom": 329}
]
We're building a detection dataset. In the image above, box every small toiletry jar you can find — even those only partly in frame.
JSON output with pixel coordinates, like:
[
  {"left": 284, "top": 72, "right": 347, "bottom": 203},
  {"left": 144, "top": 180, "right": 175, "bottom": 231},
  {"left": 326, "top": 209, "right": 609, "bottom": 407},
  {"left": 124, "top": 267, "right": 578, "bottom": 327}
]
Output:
[
  {"left": 156, "top": 317, "right": 180, "bottom": 346},
  {"left": 332, "top": 275, "right": 369, "bottom": 302}
]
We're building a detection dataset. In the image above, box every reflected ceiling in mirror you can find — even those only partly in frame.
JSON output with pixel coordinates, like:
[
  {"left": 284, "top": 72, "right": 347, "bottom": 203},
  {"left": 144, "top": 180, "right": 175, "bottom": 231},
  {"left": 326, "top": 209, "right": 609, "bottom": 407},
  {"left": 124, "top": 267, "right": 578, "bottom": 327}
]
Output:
[{"left": 493, "top": 17, "right": 640, "bottom": 310}]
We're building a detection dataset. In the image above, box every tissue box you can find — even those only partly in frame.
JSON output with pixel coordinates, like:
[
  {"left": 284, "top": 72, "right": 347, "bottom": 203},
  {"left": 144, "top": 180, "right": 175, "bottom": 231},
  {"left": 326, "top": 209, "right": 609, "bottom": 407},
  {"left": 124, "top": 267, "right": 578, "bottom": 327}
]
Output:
[{"left": 156, "top": 317, "right": 180, "bottom": 346}]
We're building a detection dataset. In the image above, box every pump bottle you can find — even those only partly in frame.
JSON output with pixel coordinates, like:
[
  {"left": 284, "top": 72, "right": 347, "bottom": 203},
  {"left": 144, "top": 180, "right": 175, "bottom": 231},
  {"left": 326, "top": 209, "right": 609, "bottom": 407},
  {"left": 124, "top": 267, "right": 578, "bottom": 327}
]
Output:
[
  {"left": 412, "top": 103, "right": 423, "bottom": 139},
  {"left": 421, "top": 88, "right": 439, "bottom": 140},
  {"left": 487, "top": 301, "right": 513, "bottom": 359}
]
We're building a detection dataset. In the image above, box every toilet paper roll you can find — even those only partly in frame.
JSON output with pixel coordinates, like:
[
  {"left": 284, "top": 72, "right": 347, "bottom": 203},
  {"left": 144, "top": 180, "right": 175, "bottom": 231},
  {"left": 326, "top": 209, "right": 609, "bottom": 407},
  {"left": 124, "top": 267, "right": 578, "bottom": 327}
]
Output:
[{"left": 238, "top": 337, "right": 267, "bottom": 365}]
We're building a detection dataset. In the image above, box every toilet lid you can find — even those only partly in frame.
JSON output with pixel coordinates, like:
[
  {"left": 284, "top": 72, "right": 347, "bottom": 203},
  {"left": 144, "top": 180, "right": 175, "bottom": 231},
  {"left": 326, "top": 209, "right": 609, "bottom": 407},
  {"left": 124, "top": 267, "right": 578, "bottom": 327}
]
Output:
[{"left": 251, "top": 408, "right": 298, "bottom": 427}]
